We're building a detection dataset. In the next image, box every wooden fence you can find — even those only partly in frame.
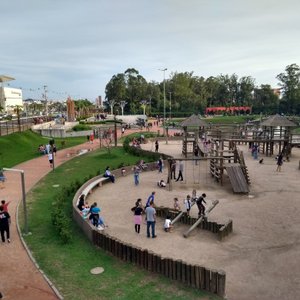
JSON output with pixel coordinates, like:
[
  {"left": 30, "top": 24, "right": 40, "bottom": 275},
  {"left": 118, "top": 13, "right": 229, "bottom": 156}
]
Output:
[{"left": 92, "top": 230, "right": 226, "bottom": 297}]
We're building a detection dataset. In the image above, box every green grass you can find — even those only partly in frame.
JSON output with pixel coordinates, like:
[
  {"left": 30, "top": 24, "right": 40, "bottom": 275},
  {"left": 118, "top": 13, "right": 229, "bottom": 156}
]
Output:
[
  {"left": 203, "top": 115, "right": 257, "bottom": 124},
  {"left": 22, "top": 147, "right": 220, "bottom": 300},
  {"left": 0, "top": 130, "right": 86, "bottom": 167}
]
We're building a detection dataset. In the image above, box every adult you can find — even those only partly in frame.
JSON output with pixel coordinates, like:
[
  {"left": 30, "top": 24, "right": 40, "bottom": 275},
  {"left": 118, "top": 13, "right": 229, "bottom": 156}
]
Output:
[
  {"left": 276, "top": 153, "right": 283, "bottom": 172},
  {"left": 45, "top": 142, "right": 51, "bottom": 154},
  {"left": 104, "top": 166, "right": 115, "bottom": 183},
  {"left": 132, "top": 198, "right": 143, "bottom": 234},
  {"left": 170, "top": 159, "right": 176, "bottom": 180},
  {"left": 52, "top": 144, "right": 57, "bottom": 156},
  {"left": 194, "top": 146, "right": 199, "bottom": 165},
  {"left": 145, "top": 201, "right": 156, "bottom": 238},
  {"left": 89, "top": 202, "right": 100, "bottom": 227},
  {"left": 158, "top": 156, "right": 163, "bottom": 173},
  {"left": 175, "top": 160, "right": 184, "bottom": 182},
  {"left": 146, "top": 191, "right": 155, "bottom": 208},
  {"left": 133, "top": 165, "right": 140, "bottom": 186},
  {"left": 0, "top": 205, "right": 11, "bottom": 243},
  {"left": 196, "top": 193, "right": 207, "bottom": 217},
  {"left": 155, "top": 140, "right": 159, "bottom": 152},
  {"left": 77, "top": 195, "right": 85, "bottom": 211}
]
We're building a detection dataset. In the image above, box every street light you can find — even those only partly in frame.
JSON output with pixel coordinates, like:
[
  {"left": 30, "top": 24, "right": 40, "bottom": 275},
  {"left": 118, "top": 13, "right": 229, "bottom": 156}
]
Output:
[
  {"left": 169, "top": 92, "right": 172, "bottom": 120},
  {"left": 3, "top": 168, "right": 28, "bottom": 234},
  {"left": 158, "top": 68, "right": 167, "bottom": 137}
]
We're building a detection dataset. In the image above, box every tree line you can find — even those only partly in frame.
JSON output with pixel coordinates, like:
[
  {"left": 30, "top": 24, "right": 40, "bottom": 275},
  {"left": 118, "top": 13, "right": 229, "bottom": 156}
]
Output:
[{"left": 104, "top": 64, "right": 300, "bottom": 116}]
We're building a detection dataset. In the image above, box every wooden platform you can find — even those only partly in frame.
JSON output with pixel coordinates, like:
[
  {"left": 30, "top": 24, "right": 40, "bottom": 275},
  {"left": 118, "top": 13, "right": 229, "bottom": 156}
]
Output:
[{"left": 225, "top": 164, "right": 249, "bottom": 193}]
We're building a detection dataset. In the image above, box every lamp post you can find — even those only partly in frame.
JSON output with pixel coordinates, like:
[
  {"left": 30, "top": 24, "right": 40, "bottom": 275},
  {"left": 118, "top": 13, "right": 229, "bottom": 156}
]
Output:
[
  {"left": 159, "top": 68, "right": 167, "bottom": 137},
  {"left": 140, "top": 100, "right": 148, "bottom": 116},
  {"left": 169, "top": 92, "right": 172, "bottom": 120},
  {"left": 3, "top": 168, "right": 28, "bottom": 234}
]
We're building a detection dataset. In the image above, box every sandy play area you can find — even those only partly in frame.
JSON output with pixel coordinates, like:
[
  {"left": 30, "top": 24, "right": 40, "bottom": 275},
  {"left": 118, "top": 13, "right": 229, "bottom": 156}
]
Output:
[{"left": 88, "top": 140, "right": 300, "bottom": 300}]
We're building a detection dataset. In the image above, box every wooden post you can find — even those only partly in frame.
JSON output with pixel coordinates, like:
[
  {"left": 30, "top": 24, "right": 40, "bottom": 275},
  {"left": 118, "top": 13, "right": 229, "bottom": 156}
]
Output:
[
  {"left": 217, "top": 270, "right": 226, "bottom": 297},
  {"left": 183, "top": 200, "right": 219, "bottom": 238}
]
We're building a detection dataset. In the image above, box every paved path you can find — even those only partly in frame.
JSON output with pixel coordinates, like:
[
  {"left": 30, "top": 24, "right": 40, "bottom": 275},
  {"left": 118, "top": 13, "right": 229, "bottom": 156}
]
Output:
[{"left": 0, "top": 124, "right": 165, "bottom": 300}]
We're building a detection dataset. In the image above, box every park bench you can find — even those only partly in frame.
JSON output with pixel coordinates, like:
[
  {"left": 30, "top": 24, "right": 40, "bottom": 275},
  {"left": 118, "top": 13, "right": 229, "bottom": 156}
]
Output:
[{"left": 81, "top": 177, "right": 110, "bottom": 197}]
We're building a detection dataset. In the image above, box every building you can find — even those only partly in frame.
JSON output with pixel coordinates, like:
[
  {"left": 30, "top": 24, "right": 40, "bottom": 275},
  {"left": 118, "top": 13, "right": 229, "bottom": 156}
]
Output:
[{"left": 0, "top": 75, "right": 23, "bottom": 113}]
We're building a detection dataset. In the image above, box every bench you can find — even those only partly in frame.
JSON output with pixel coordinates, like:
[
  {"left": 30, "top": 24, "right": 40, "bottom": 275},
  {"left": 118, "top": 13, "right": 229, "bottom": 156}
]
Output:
[{"left": 81, "top": 177, "right": 110, "bottom": 197}]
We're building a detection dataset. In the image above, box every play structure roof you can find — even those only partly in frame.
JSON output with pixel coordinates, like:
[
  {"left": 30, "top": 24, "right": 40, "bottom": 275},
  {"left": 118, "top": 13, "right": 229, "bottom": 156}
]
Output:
[
  {"left": 180, "top": 114, "right": 208, "bottom": 127},
  {"left": 260, "top": 114, "right": 297, "bottom": 127}
]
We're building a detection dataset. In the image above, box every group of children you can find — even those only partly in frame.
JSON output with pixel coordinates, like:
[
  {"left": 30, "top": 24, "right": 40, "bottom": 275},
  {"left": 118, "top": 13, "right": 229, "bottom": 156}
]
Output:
[{"left": 131, "top": 189, "right": 208, "bottom": 235}]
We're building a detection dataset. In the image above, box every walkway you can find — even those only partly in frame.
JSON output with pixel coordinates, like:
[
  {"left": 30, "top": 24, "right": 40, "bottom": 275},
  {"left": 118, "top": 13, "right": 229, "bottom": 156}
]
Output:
[{"left": 0, "top": 124, "right": 163, "bottom": 300}]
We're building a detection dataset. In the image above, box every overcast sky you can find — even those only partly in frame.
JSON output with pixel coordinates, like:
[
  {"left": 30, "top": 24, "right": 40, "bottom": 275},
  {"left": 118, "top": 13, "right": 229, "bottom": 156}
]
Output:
[{"left": 1, "top": 0, "right": 300, "bottom": 101}]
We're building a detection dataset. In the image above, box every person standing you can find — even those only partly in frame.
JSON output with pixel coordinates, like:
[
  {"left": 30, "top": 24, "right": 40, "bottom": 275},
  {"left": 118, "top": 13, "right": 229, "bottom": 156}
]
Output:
[
  {"left": 0, "top": 205, "right": 11, "bottom": 243},
  {"left": 132, "top": 199, "right": 143, "bottom": 234},
  {"left": 145, "top": 201, "right": 156, "bottom": 238},
  {"left": 158, "top": 156, "right": 163, "bottom": 173},
  {"left": 175, "top": 160, "right": 184, "bottom": 181},
  {"left": 184, "top": 195, "right": 192, "bottom": 217},
  {"left": 0, "top": 169, "right": 5, "bottom": 189},
  {"left": 133, "top": 165, "right": 140, "bottom": 186},
  {"left": 1, "top": 200, "right": 11, "bottom": 212},
  {"left": 276, "top": 153, "right": 283, "bottom": 172},
  {"left": 194, "top": 146, "right": 199, "bottom": 165},
  {"left": 170, "top": 159, "right": 176, "bottom": 180},
  {"left": 196, "top": 193, "right": 207, "bottom": 217},
  {"left": 155, "top": 140, "right": 159, "bottom": 152}
]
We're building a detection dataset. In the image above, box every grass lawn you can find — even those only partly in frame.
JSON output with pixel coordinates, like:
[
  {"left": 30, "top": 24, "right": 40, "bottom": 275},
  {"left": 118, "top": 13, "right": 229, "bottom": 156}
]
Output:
[
  {"left": 22, "top": 147, "right": 220, "bottom": 300},
  {"left": 0, "top": 130, "right": 86, "bottom": 168}
]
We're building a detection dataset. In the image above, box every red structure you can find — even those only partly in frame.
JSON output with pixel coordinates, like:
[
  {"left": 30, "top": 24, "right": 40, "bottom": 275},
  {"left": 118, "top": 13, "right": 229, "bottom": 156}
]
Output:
[{"left": 205, "top": 106, "right": 252, "bottom": 115}]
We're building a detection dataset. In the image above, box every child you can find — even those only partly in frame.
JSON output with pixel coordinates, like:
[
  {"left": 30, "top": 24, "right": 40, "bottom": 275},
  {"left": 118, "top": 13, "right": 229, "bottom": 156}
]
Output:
[
  {"left": 184, "top": 195, "right": 192, "bottom": 217},
  {"left": 132, "top": 199, "right": 143, "bottom": 234},
  {"left": 164, "top": 215, "right": 173, "bottom": 232},
  {"left": 173, "top": 198, "right": 180, "bottom": 211},
  {"left": 196, "top": 193, "right": 207, "bottom": 217},
  {"left": 157, "top": 179, "right": 166, "bottom": 188}
]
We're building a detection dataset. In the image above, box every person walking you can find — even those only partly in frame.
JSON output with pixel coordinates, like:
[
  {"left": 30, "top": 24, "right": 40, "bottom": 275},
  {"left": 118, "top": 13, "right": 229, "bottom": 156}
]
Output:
[
  {"left": 184, "top": 195, "right": 192, "bottom": 217},
  {"left": 0, "top": 205, "right": 11, "bottom": 243},
  {"left": 170, "top": 159, "right": 176, "bottom": 180},
  {"left": 175, "top": 160, "right": 184, "bottom": 181},
  {"left": 48, "top": 151, "right": 53, "bottom": 168},
  {"left": 146, "top": 191, "right": 155, "bottom": 208},
  {"left": 145, "top": 201, "right": 156, "bottom": 238},
  {"left": 155, "top": 140, "right": 159, "bottom": 152}
]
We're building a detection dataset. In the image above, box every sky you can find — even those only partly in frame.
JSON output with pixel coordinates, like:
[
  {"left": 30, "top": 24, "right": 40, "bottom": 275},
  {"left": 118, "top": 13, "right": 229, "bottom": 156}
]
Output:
[{"left": 1, "top": 0, "right": 300, "bottom": 102}]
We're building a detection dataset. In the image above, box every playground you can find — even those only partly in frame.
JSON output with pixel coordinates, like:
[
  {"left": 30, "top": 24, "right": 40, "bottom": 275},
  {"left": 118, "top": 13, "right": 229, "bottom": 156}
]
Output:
[{"left": 89, "top": 140, "right": 300, "bottom": 300}]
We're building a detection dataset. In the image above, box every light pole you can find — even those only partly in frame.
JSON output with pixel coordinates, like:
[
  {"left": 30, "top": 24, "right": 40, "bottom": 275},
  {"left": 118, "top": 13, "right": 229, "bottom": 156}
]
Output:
[
  {"left": 140, "top": 100, "right": 148, "bottom": 116},
  {"left": 3, "top": 168, "right": 29, "bottom": 234},
  {"left": 159, "top": 68, "right": 167, "bottom": 137},
  {"left": 169, "top": 92, "right": 172, "bottom": 120}
]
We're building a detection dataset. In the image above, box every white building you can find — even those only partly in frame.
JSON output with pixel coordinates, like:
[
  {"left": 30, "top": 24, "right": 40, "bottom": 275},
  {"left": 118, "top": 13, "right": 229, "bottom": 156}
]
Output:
[
  {"left": 0, "top": 75, "right": 23, "bottom": 113},
  {"left": 0, "top": 86, "right": 23, "bottom": 113}
]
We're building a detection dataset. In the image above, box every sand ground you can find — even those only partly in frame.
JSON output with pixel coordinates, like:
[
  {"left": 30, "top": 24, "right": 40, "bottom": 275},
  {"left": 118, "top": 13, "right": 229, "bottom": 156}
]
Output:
[{"left": 89, "top": 140, "right": 300, "bottom": 300}]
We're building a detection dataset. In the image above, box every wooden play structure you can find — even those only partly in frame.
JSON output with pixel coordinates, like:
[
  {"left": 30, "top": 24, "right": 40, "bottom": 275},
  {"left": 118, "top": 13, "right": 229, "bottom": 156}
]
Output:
[{"left": 180, "top": 114, "right": 208, "bottom": 157}]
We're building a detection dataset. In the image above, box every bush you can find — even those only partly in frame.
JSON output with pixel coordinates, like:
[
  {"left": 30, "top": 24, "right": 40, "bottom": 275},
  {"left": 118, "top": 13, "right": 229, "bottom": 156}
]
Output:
[{"left": 72, "top": 124, "right": 92, "bottom": 131}]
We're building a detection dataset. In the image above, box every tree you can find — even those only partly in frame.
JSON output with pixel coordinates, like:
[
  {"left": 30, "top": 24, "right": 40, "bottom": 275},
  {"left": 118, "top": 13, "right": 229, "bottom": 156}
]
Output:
[
  {"left": 253, "top": 85, "right": 279, "bottom": 114},
  {"left": 237, "top": 76, "right": 255, "bottom": 106},
  {"left": 276, "top": 63, "right": 300, "bottom": 114}
]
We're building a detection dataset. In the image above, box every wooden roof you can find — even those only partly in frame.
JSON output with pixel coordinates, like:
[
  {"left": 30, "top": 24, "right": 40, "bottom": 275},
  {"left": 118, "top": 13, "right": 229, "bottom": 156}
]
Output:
[
  {"left": 260, "top": 114, "right": 297, "bottom": 127},
  {"left": 180, "top": 114, "right": 208, "bottom": 127}
]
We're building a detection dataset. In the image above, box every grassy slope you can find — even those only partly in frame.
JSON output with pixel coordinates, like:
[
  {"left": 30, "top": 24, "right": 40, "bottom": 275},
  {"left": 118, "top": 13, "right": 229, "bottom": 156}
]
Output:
[
  {"left": 0, "top": 130, "right": 86, "bottom": 167},
  {"left": 22, "top": 147, "right": 220, "bottom": 300}
]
